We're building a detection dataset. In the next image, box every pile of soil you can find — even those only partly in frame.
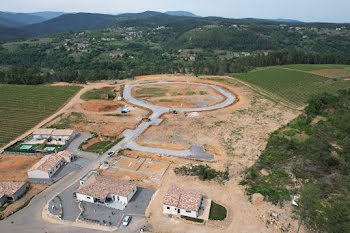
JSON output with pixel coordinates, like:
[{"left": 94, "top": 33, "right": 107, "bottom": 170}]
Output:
[
  {"left": 100, "top": 86, "right": 115, "bottom": 90},
  {"left": 82, "top": 100, "right": 122, "bottom": 112}
]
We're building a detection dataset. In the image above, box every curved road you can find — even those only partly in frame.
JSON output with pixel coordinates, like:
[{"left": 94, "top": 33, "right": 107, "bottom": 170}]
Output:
[{"left": 120, "top": 81, "right": 236, "bottom": 160}]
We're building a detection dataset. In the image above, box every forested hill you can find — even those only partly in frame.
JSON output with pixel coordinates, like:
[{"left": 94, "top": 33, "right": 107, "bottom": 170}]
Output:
[{"left": 21, "top": 13, "right": 120, "bottom": 36}]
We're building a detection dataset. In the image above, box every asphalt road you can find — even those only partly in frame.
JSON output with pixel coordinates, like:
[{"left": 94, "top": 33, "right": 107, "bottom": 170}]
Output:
[{"left": 121, "top": 81, "right": 236, "bottom": 160}]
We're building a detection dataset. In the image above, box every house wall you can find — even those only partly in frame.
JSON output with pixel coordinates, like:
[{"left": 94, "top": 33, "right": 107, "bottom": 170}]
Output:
[
  {"left": 10, "top": 184, "right": 27, "bottom": 201},
  {"left": 28, "top": 170, "right": 50, "bottom": 179},
  {"left": 76, "top": 193, "right": 95, "bottom": 203},
  {"left": 112, "top": 194, "right": 128, "bottom": 204},
  {"left": 162, "top": 205, "right": 198, "bottom": 218},
  {"left": 33, "top": 134, "right": 50, "bottom": 140},
  {"left": 179, "top": 208, "right": 198, "bottom": 218},
  {"left": 0, "top": 195, "right": 7, "bottom": 206},
  {"left": 127, "top": 186, "right": 137, "bottom": 202}
]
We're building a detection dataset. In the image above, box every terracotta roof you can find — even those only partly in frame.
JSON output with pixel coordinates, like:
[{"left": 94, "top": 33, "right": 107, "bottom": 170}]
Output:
[
  {"left": 163, "top": 186, "right": 202, "bottom": 212},
  {"left": 57, "top": 150, "right": 73, "bottom": 158},
  {"left": 51, "top": 129, "right": 75, "bottom": 136},
  {"left": 75, "top": 175, "right": 135, "bottom": 200},
  {"left": 32, "top": 128, "right": 54, "bottom": 135},
  {"left": 28, "top": 153, "right": 63, "bottom": 173},
  {"left": 0, "top": 182, "right": 25, "bottom": 198}
]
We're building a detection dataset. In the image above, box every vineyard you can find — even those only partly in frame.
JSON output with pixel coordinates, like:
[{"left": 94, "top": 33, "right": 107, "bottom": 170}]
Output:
[
  {"left": 233, "top": 66, "right": 350, "bottom": 107},
  {"left": 0, "top": 85, "right": 81, "bottom": 148}
]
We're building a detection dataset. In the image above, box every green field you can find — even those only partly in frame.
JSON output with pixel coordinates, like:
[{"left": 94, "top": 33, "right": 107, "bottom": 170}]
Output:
[
  {"left": 233, "top": 66, "right": 350, "bottom": 107},
  {"left": 0, "top": 85, "right": 81, "bottom": 148}
]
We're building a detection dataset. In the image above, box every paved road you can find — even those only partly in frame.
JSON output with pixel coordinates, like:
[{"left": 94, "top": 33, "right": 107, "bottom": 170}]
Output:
[
  {"left": 66, "top": 133, "right": 98, "bottom": 160},
  {"left": 121, "top": 81, "right": 236, "bottom": 160}
]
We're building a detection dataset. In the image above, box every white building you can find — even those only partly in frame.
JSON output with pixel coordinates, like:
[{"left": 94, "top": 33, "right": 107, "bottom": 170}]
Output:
[
  {"left": 31, "top": 128, "right": 77, "bottom": 145},
  {"left": 0, "top": 182, "right": 27, "bottom": 206},
  {"left": 27, "top": 153, "right": 66, "bottom": 179},
  {"left": 163, "top": 186, "right": 202, "bottom": 218},
  {"left": 32, "top": 128, "right": 55, "bottom": 140},
  {"left": 50, "top": 129, "right": 77, "bottom": 144},
  {"left": 75, "top": 174, "right": 137, "bottom": 208}
]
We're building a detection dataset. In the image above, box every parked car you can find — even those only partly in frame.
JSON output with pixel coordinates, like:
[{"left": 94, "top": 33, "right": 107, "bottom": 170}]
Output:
[
  {"left": 107, "top": 151, "right": 115, "bottom": 157},
  {"left": 122, "top": 215, "right": 131, "bottom": 226}
]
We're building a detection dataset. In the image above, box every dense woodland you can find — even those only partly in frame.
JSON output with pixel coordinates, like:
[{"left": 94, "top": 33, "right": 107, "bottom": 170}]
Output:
[
  {"left": 241, "top": 90, "right": 350, "bottom": 233},
  {"left": 0, "top": 13, "right": 350, "bottom": 84}
]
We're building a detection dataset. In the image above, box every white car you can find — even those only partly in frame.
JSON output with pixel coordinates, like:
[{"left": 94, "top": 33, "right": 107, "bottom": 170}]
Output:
[
  {"left": 122, "top": 215, "right": 131, "bottom": 226},
  {"left": 107, "top": 151, "right": 115, "bottom": 157}
]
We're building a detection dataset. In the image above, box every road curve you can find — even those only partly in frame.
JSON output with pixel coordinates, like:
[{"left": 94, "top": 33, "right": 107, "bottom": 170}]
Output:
[{"left": 121, "top": 81, "right": 236, "bottom": 161}]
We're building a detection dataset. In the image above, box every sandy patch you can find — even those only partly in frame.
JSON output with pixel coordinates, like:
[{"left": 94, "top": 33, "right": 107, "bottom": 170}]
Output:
[
  {"left": 81, "top": 100, "right": 122, "bottom": 112},
  {"left": 132, "top": 83, "right": 225, "bottom": 108},
  {"left": 0, "top": 154, "right": 40, "bottom": 181},
  {"left": 308, "top": 69, "right": 350, "bottom": 78}
]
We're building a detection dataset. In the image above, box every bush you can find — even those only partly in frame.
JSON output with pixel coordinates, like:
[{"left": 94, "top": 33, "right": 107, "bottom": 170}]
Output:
[{"left": 209, "top": 201, "right": 227, "bottom": 220}]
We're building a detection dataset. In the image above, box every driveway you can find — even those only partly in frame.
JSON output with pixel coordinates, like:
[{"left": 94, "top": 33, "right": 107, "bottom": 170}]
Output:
[{"left": 66, "top": 133, "right": 99, "bottom": 160}]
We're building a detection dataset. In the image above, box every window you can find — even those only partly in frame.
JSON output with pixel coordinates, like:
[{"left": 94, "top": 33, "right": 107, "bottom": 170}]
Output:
[
  {"left": 186, "top": 210, "right": 191, "bottom": 213},
  {"left": 49, "top": 171, "right": 52, "bottom": 174},
  {"left": 167, "top": 206, "right": 170, "bottom": 210},
  {"left": 87, "top": 196, "right": 91, "bottom": 199}
]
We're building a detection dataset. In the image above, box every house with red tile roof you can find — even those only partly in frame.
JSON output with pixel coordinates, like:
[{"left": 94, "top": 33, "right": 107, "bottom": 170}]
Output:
[
  {"left": 0, "top": 182, "right": 26, "bottom": 206},
  {"left": 163, "top": 186, "right": 202, "bottom": 218},
  {"left": 75, "top": 174, "right": 137, "bottom": 209}
]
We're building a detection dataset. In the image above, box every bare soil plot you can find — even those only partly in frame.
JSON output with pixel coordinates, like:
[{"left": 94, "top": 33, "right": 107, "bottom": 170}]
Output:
[
  {"left": 138, "top": 159, "right": 169, "bottom": 176},
  {"left": 308, "top": 68, "right": 350, "bottom": 78},
  {"left": 0, "top": 154, "right": 40, "bottom": 181},
  {"left": 114, "top": 157, "right": 144, "bottom": 171},
  {"left": 81, "top": 100, "right": 122, "bottom": 112},
  {"left": 131, "top": 83, "right": 225, "bottom": 108}
]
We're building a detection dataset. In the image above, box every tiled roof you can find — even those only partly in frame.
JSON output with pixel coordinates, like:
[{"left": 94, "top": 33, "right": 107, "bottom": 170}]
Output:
[
  {"left": 32, "top": 128, "right": 54, "bottom": 135},
  {"left": 28, "top": 153, "right": 63, "bottom": 172},
  {"left": 57, "top": 150, "right": 73, "bottom": 158},
  {"left": 51, "top": 129, "right": 75, "bottom": 136},
  {"left": 75, "top": 175, "right": 135, "bottom": 200},
  {"left": 163, "top": 186, "right": 202, "bottom": 212},
  {"left": 0, "top": 182, "right": 25, "bottom": 198}
]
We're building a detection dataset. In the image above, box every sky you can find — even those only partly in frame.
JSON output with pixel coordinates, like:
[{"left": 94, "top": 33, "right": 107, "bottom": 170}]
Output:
[{"left": 2, "top": 0, "right": 350, "bottom": 23}]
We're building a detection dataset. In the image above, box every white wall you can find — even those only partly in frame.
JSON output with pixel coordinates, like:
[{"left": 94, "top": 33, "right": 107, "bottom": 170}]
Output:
[
  {"left": 163, "top": 204, "right": 177, "bottom": 215},
  {"left": 126, "top": 186, "right": 137, "bottom": 202},
  {"left": 76, "top": 193, "right": 94, "bottom": 203},
  {"left": 162, "top": 204, "right": 198, "bottom": 218},
  {"left": 28, "top": 170, "right": 50, "bottom": 179}
]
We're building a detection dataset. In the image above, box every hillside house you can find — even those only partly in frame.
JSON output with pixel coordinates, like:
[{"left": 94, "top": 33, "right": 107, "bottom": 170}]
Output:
[
  {"left": 163, "top": 186, "right": 202, "bottom": 218},
  {"left": 0, "top": 182, "right": 27, "bottom": 206},
  {"left": 27, "top": 152, "right": 70, "bottom": 179},
  {"left": 75, "top": 174, "right": 137, "bottom": 209}
]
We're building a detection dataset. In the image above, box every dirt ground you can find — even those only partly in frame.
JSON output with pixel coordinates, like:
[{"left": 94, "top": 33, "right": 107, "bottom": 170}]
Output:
[
  {"left": 81, "top": 99, "right": 123, "bottom": 112},
  {"left": 1, "top": 183, "right": 48, "bottom": 218},
  {"left": 121, "top": 74, "right": 303, "bottom": 233},
  {"left": 145, "top": 169, "right": 306, "bottom": 233},
  {"left": 132, "top": 83, "right": 225, "bottom": 108},
  {"left": 46, "top": 85, "right": 150, "bottom": 139},
  {"left": 0, "top": 153, "right": 40, "bottom": 181},
  {"left": 308, "top": 68, "right": 350, "bottom": 78}
]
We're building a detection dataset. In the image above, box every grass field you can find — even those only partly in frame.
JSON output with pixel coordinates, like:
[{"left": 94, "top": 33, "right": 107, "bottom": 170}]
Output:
[
  {"left": 80, "top": 89, "right": 115, "bottom": 101},
  {"left": 209, "top": 201, "right": 227, "bottom": 221},
  {"left": 233, "top": 66, "right": 350, "bottom": 107},
  {"left": 0, "top": 85, "right": 81, "bottom": 148}
]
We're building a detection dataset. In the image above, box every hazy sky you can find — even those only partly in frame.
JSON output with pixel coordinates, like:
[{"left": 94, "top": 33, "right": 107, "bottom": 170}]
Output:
[{"left": 2, "top": 0, "right": 349, "bottom": 23}]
